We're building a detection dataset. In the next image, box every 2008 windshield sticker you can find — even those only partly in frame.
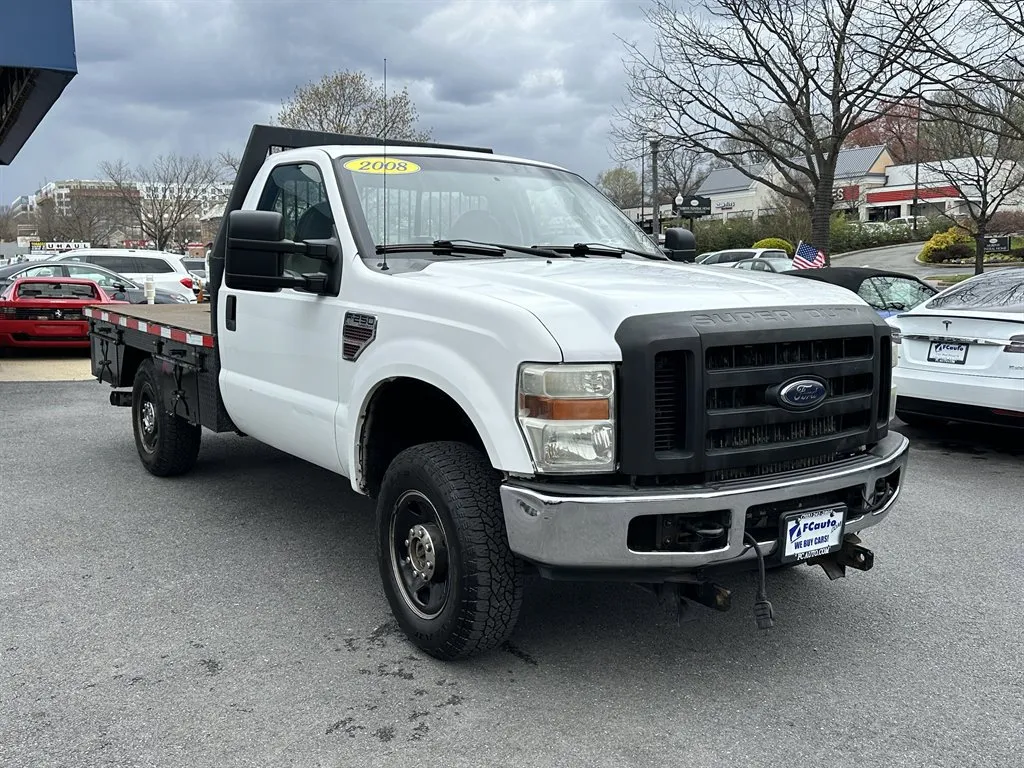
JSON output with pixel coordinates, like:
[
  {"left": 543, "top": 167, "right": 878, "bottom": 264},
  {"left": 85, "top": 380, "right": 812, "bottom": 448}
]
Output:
[{"left": 343, "top": 157, "right": 421, "bottom": 175}]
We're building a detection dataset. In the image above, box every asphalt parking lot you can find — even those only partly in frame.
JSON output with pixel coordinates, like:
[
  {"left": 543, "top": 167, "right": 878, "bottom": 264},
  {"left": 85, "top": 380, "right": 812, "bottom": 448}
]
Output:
[{"left": 2, "top": 380, "right": 1021, "bottom": 768}]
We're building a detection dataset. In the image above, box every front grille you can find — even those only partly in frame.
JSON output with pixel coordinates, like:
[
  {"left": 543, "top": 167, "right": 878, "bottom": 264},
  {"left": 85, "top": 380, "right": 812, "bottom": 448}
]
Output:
[
  {"left": 654, "top": 352, "right": 686, "bottom": 452},
  {"left": 615, "top": 306, "right": 890, "bottom": 481},
  {"left": 708, "top": 412, "right": 872, "bottom": 451},
  {"left": 707, "top": 450, "right": 852, "bottom": 483},
  {"left": 637, "top": 325, "right": 885, "bottom": 480},
  {"left": 706, "top": 336, "right": 873, "bottom": 370}
]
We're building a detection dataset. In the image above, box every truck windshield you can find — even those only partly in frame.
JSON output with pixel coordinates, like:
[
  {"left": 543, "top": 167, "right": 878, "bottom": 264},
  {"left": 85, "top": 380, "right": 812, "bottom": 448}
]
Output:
[{"left": 334, "top": 154, "right": 662, "bottom": 260}]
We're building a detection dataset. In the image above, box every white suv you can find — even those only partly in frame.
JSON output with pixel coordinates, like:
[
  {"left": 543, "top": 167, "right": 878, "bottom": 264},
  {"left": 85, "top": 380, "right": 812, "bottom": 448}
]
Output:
[{"left": 53, "top": 249, "right": 197, "bottom": 301}]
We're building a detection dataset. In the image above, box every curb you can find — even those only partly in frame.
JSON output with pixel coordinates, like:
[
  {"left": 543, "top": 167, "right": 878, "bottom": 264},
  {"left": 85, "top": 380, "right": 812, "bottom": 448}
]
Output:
[
  {"left": 913, "top": 255, "right": 1024, "bottom": 268},
  {"left": 832, "top": 242, "right": 927, "bottom": 260}
]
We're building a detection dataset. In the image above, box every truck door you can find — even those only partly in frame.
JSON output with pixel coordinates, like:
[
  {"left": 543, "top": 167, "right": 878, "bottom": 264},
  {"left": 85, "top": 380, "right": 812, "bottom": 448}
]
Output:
[{"left": 217, "top": 155, "right": 345, "bottom": 473}]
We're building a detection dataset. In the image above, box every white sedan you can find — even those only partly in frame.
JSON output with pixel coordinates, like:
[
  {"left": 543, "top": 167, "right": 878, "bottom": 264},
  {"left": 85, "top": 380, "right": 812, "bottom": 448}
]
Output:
[{"left": 889, "top": 268, "right": 1024, "bottom": 428}]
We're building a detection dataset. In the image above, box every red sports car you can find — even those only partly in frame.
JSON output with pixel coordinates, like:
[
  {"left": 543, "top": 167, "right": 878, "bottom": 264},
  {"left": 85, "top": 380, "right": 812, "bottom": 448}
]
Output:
[{"left": 0, "top": 277, "right": 128, "bottom": 349}]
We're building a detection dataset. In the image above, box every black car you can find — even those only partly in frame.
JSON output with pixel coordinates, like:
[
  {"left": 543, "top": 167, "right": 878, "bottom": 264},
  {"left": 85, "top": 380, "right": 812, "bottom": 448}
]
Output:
[
  {"left": 0, "top": 261, "right": 193, "bottom": 305},
  {"left": 785, "top": 266, "right": 938, "bottom": 318}
]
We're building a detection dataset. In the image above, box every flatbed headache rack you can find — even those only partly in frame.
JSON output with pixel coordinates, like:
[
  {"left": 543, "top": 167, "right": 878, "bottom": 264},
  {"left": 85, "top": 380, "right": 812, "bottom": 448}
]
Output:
[{"left": 206, "top": 124, "right": 494, "bottom": 334}]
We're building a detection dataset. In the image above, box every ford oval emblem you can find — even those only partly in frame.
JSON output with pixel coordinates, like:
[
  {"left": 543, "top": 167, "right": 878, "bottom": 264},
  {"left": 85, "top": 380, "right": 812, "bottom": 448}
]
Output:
[{"left": 777, "top": 378, "right": 828, "bottom": 410}]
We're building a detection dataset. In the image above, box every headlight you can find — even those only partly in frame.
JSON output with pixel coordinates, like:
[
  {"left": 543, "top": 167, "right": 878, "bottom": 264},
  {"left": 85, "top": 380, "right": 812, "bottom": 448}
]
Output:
[{"left": 517, "top": 363, "right": 616, "bottom": 473}]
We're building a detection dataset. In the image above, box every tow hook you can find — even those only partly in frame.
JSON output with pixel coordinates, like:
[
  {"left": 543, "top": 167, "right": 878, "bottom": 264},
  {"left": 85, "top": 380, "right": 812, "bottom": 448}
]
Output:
[
  {"left": 806, "top": 534, "right": 875, "bottom": 581},
  {"left": 645, "top": 580, "right": 733, "bottom": 623},
  {"left": 110, "top": 390, "right": 132, "bottom": 407}
]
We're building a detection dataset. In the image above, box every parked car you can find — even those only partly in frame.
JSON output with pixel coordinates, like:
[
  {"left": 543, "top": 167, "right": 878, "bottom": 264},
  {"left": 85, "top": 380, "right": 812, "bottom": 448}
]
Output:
[
  {"left": 0, "top": 277, "right": 128, "bottom": 349},
  {"left": 51, "top": 249, "right": 196, "bottom": 300},
  {"left": 888, "top": 267, "right": 1024, "bottom": 428},
  {"left": 0, "top": 261, "right": 196, "bottom": 304},
  {"left": 729, "top": 256, "right": 794, "bottom": 273},
  {"left": 180, "top": 257, "right": 208, "bottom": 296},
  {"left": 698, "top": 247, "right": 790, "bottom": 266},
  {"left": 856, "top": 221, "right": 890, "bottom": 232},
  {"left": 785, "top": 267, "right": 938, "bottom": 318},
  {"left": 886, "top": 216, "right": 931, "bottom": 231}
]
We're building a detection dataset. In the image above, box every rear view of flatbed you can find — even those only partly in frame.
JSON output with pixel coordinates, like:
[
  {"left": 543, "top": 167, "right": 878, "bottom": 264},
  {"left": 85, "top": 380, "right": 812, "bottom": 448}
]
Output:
[{"left": 85, "top": 303, "right": 235, "bottom": 440}]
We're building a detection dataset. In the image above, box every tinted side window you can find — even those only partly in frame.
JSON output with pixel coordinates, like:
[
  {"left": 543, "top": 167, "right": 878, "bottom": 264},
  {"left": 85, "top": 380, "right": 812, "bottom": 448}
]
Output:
[
  {"left": 91, "top": 255, "right": 139, "bottom": 273},
  {"left": 719, "top": 250, "right": 754, "bottom": 263},
  {"left": 136, "top": 257, "right": 175, "bottom": 274},
  {"left": 18, "top": 265, "right": 63, "bottom": 278},
  {"left": 258, "top": 163, "right": 335, "bottom": 276}
]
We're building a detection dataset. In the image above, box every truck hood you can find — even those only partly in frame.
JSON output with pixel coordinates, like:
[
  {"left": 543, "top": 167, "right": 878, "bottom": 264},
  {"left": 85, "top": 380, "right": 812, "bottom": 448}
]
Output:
[{"left": 404, "top": 258, "right": 868, "bottom": 360}]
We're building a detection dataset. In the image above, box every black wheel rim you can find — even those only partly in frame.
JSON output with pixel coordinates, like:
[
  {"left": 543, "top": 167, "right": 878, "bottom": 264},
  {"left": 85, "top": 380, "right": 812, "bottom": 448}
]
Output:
[
  {"left": 137, "top": 384, "right": 159, "bottom": 454},
  {"left": 389, "top": 490, "right": 450, "bottom": 620}
]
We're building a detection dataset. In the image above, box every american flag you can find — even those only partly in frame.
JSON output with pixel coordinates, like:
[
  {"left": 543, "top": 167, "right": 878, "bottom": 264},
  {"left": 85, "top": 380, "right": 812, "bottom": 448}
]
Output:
[{"left": 791, "top": 241, "right": 826, "bottom": 270}]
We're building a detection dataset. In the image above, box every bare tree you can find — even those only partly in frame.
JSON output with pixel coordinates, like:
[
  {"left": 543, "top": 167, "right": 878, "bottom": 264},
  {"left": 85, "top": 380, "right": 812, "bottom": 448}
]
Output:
[
  {"left": 656, "top": 145, "right": 711, "bottom": 199},
  {"left": 884, "top": 0, "right": 1024, "bottom": 141},
  {"left": 217, "top": 150, "right": 241, "bottom": 178},
  {"left": 920, "top": 87, "right": 1024, "bottom": 274},
  {"left": 0, "top": 207, "right": 14, "bottom": 241},
  {"left": 35, "top": 190, "right": 128, "bottom": 246},
  {"left": 845, "top": 98, "right": 925, "bottom": 163},
  {"left": 277, "top": 69, "right": 431, "bottom": 141},
  {"left": 100, "top": 154, "right": 221, "bottom": 252},
  {"left": 596, "top": 166, "right": 643, "bottom": 208},
  {"left": 618, "top": 0, "right": 947, "bottom": 258}
]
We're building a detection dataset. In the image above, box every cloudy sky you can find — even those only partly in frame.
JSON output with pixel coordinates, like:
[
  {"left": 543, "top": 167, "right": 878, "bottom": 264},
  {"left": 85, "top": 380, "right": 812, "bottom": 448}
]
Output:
[{"left": 2, "top": 0, "right": 654, "bottom": 205}]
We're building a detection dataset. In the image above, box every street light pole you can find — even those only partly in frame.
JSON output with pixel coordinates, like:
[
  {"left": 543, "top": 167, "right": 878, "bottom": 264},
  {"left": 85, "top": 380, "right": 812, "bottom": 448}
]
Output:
[
  {"left": 913, "top": 83, "right": 922, "bottom": 236},
  {"left": 640, "top": 141, "right": 646, "bottom": 229},
  {"left": 650, "top": 137, "right": 661, "bottom": 236}
]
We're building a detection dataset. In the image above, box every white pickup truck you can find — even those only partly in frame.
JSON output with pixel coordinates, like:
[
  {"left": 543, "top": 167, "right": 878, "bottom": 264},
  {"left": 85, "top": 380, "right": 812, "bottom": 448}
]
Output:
[{"left": 85, "top": 125, "right": 908, "bottom": 660}]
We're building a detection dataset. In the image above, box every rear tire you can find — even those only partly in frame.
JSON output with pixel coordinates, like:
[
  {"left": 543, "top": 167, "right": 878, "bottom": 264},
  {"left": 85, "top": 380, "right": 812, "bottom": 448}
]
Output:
[
  {"left": 132, "top": 359, "right": 201, "bottom": 476},
  {"left": 376, "top": 441, "right": 524, "bottom": 660}
]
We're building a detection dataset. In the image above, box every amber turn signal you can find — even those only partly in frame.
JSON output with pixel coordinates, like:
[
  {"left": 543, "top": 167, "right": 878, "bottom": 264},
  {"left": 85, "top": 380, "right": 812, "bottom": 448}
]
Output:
[{"left": 520, "top": 395, "right": 610, "bottom": 420}]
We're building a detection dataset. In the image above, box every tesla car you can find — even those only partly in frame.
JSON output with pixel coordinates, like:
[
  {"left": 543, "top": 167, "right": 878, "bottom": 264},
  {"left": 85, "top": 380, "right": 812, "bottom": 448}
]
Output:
[
  {"left": 785, "top": 267, "right": 938, "bottom": 318},
  {"left": 888, "top": 267, "right": 1024, "bottom": 428},
  {"left": 0, "top": 261, "right": 194, "bottom": 304}
]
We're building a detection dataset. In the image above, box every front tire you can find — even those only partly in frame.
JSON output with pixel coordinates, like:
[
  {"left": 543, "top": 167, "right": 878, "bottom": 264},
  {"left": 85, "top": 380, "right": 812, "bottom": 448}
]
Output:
[
  {"left": 376, "top": 441, "right": 524, "bottom": 660},
  {"left": 132, "top": 359, "right": 201, "bottom": 477}
]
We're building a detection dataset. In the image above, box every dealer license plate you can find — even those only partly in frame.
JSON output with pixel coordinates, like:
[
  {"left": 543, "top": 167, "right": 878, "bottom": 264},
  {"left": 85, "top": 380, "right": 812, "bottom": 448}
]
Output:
[
  {"left": 927, "top": 341, "right": 968, "bottom": 365},
  {"left": 780, "top": 505, "right": 846, "bottom": 563}
]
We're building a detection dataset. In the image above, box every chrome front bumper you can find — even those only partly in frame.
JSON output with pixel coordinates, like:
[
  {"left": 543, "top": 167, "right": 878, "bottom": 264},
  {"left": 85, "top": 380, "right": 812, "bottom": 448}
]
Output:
[{"left": 499, "top": 432, "right": 910, "bottom": 572}]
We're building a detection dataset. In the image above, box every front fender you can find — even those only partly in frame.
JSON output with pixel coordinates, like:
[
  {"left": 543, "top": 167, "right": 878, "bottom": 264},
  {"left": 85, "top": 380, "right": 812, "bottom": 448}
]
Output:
[{"left": 345, "top": 337, "right": 555, "bottom": 492}]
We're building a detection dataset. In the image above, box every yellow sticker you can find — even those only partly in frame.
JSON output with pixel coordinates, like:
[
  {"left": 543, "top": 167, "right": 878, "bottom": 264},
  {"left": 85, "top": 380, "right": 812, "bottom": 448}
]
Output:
[{"left": 343, "top": 157, "right": 421, "bottom": 175}]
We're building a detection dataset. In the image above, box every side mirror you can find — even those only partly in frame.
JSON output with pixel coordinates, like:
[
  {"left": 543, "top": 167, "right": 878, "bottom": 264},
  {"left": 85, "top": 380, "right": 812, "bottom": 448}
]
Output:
[
  {"left": 225, "top": 209, "right": 339, "bottom": 293},
  {"left": 663, "top": 227, "right": 697, "bottom": 262}
]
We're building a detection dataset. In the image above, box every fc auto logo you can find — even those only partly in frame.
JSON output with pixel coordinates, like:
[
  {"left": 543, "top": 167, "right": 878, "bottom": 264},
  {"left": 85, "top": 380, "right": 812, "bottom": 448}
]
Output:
[{"left": 788, "top": 520, "right": 802, "bottom": 544}]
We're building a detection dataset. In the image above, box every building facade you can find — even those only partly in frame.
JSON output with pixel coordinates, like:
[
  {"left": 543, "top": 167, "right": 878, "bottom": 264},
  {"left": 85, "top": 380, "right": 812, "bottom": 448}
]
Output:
[
  {"left": 862, "top": 159, "right": 1024, "bottom": 221},
  {"left": 695, "top": 146, "right": 894, "bottom": 222}
]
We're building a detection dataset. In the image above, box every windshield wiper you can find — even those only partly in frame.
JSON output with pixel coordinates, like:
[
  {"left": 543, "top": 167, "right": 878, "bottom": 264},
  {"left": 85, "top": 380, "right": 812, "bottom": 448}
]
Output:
[
  {"left": 534, "top": 242, "right": 664, "bottom": 260},
  {"left": 376, "top": 239, "right": 564, "bottom": 259}
]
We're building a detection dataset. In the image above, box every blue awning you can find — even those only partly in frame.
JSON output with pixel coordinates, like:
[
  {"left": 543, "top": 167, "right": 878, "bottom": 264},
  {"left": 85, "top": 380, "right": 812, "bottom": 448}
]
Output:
[{"left": 0, "top": 0, "right": 78, "bottom": 165}]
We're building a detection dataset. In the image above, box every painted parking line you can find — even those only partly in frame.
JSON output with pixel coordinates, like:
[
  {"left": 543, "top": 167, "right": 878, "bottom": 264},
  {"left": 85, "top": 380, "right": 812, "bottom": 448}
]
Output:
[{"left": 0, "top": 356, "right": 93, "bottom": 382}]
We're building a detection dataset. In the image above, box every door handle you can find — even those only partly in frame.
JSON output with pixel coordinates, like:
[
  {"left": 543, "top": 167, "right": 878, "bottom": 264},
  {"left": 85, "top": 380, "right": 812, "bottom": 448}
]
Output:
[{"left": 226, "top": 294, "right": 237, "bottom": 331}]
